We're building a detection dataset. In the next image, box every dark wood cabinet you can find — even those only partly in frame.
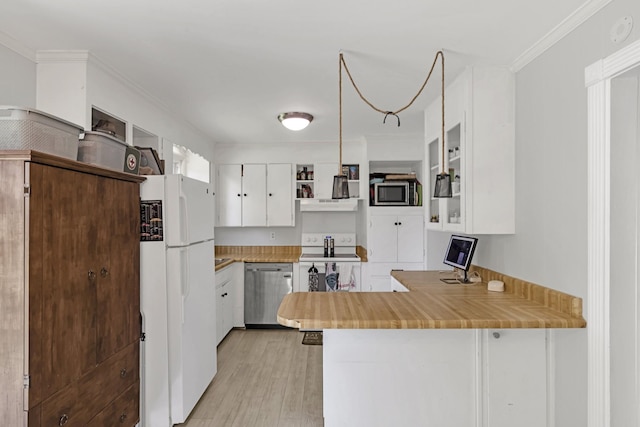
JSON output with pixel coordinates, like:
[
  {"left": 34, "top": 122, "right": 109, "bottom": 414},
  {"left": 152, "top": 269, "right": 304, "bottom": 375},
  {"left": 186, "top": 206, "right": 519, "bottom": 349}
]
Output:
[{"left": 0, "top": 151, "right": 145, "bottom": 427}]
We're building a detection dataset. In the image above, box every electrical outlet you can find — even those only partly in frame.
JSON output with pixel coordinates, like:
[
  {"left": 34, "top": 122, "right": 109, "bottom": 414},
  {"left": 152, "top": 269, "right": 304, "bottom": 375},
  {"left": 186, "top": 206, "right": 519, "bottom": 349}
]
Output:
[{"left": 270, "top": 231, "right": 276, "bottom": 240}]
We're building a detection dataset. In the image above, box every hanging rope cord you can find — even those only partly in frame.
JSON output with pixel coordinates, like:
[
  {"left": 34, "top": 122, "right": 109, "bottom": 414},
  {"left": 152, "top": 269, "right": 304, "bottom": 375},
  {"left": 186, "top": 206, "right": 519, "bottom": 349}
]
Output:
[
  {"left": 339, "top": 50, "right": 444, "bottom": 128},
  {"left": 338, "top": 50, "right": 445, "bottom": 172}
]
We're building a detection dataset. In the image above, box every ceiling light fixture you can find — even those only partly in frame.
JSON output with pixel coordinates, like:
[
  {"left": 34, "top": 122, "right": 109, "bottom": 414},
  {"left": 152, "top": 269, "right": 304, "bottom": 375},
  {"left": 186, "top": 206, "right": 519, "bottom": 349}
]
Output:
[{"left": 277, "top": 112, "right": 313, "bottom": 131}]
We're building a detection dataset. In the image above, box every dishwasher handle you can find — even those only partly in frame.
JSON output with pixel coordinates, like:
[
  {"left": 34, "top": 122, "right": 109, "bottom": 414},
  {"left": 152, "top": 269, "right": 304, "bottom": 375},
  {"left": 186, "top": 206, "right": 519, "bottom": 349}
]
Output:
[{"left": 246, "top": 267, "right": 286, "bottom": 272}]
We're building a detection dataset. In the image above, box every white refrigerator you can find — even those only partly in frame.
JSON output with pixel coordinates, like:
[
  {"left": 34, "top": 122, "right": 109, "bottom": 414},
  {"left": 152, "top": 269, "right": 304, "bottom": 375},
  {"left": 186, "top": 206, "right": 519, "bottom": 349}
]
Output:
[{"left": 140, "top": 174, "right": 217, "bottom": 427}]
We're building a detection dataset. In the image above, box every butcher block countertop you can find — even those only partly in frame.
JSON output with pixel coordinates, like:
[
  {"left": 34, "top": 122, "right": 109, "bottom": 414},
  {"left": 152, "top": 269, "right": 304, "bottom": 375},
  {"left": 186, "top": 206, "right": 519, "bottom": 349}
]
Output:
[
  {"left": 215, "top": 245, "right": 301, "bottom": 270},
  {"left": 214, "top": 245, "right": 369, "bottom": 270},
  {"left": 277, "top": 269, "right": 586, "bottom": 330}
]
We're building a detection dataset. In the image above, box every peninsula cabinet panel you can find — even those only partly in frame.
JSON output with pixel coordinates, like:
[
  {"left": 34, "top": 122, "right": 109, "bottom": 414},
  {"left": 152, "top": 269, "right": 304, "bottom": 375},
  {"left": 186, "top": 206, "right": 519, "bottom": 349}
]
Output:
[{"left": 0, "top": 151, "right": 144, "bottom": 427}]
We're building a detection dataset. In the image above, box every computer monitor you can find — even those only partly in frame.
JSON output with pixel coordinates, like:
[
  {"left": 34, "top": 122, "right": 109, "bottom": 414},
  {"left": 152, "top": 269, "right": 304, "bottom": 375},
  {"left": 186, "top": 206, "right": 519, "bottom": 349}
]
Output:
[{"left": 443, "top": 234, "right": 478, "bottom": 283}]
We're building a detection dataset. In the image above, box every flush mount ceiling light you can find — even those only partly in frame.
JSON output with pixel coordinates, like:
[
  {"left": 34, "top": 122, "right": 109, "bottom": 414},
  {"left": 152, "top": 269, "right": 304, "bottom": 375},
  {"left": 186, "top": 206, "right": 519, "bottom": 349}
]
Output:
[{"left": 277, "top": 112, "right": 313, "bottom": 131}]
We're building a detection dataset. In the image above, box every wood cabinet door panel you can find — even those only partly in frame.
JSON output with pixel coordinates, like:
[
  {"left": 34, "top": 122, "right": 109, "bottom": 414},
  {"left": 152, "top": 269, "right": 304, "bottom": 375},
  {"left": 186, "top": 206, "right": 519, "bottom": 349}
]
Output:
[
  {"left": 368, "top": 215, "right": 399, "bottom": 262},
  {"left": 40, "top": 343, "right": 139, "bottom": 427},
  {"left": 36, "top": 164, "right": 98, "bottom": 399},
  {"left": 95, "top": 177, "right": 140, "bottom": 362},
  {"left": 87, "top": 382, "right": 139, "bottom": 426},
  {"left": 27, "top": 162, "right": 45, "bottom": 407},
  {"left": 242, "top": 164, "right": 267, "bottom": 226},
  {"left": 396, "top": 215, "right": 424, "bottom": 263},
  {"left": 217, "top": 164, "right": 242, "bottom": 226}
]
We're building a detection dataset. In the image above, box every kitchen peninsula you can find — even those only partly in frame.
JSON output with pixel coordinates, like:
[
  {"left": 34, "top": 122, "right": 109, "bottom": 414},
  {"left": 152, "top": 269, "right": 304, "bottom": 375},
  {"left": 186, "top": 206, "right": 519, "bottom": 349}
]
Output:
[{"left": 277, "top": 268, "right": 586, "bottom": 427}]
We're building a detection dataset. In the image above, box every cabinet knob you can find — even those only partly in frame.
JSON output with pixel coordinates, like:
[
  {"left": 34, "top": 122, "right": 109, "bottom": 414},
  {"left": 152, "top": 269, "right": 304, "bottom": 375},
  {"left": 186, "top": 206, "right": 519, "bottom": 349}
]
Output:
[
  {"left": 394, "top": 222, "right": 398, "bottom": 226},
  {"left": 244, "top": 193, "right": 247, "bottom": 196},
  {"left": 120, "top": 368, "right": 128, "bottom": 378},
  {"left": 269, "top": 193, "right": 273, "bottom": 197},
  {"left": 398, "top": 222, "right": 402, "bottom": 226},
  {"left": 88, "top": 270, "right": 96, "bottom": 281},
  {"left": 59, "top": 414, "right": 69, "bottom": 426},
  {"left": 493, "top": 332, "right": 501, "bottom": 339},
  {"left": 237, "top": 193, "right": 241, "bottom": 197},
  {"left": 119, "top": 413, "right": 127, "bottom": 423},
  {"left": 100, "top": 267, "right": 109, "bottom": 278}
]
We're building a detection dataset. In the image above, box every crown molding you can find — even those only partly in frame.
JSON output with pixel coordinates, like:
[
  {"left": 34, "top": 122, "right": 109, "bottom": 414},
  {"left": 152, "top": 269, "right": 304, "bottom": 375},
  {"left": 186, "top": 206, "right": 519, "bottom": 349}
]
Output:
[
  {"left": 511, "top": 0, "right": 613, "bottom": 72},
  {"left": 36, "top": 50, "right": 90, "bottom": 63},
  {"left": 0, "top": 31, "right": 36, "bottom": 61}
]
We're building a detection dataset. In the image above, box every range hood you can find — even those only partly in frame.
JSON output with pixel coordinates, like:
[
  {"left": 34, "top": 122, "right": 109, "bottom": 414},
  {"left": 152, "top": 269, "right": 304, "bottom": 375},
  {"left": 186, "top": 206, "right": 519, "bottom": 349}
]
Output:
[{"left": 299, "top": 198, "right": 358, "bottom": 212}]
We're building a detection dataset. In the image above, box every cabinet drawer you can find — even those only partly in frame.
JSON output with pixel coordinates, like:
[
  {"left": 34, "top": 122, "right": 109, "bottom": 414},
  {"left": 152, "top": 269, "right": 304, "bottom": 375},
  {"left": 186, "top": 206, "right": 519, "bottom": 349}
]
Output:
[
  {"left": 40, "top": 342, "right": 139, "bottom": 426},
  {"left": 88, "top": 383, "right": 139, "bottom": 426}
]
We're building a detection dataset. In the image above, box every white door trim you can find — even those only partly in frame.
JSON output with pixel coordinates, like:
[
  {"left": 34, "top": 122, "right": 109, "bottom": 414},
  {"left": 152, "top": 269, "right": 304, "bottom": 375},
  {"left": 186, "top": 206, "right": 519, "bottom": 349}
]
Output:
[{"left": 585, "top": 38, "right": 640, "bottom": 427}]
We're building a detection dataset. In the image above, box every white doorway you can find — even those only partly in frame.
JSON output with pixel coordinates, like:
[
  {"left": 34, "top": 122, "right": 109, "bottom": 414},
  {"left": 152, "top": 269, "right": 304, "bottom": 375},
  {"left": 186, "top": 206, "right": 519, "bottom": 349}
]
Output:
[{"left": 586, "top": 39, "right": 640, "bottom": 427}]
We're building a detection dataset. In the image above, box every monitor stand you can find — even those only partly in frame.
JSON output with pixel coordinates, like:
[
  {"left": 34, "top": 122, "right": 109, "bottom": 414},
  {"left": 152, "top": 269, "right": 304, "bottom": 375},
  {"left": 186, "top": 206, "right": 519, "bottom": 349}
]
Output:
[
  {"left": 440, "top": 269, "right": 471, "bottom": 284},
  {"left": 459, "top": 269, "right": 471, "bottom": 283}
]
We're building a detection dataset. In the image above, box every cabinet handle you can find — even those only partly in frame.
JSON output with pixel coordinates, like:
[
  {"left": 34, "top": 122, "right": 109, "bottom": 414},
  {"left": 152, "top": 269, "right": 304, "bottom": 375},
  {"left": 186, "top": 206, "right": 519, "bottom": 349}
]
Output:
[
  {"left": 119, "top": 413, "right": 127, "bottom": 423},
  {"left": 120, "top": 368, "right": 127, "bottom": 378},
  {"left": 394, "top": 222, "right": 398, "bottom": 226},
  {"left": 100, "top": 267, "right": 109, "bottom": 278},
  {"left": 237, "top": 193, "right": 241, "bottom": 197},
  {"left": 222, "top": 292, "right": 228, "bottom": 297},
  {"left": 244, "top": 193, "right": 247, "bottom": 196},
  {"left": 58, "top": 414, "right": 69, "bottom": 426},
  {"left": 88, "top": 270, "right": 96, "bottom": 281},
  {"left": 493, "top": 332, "right": 501, "bottom": 339},
  {"left": 398, "top": 222, "right": 402, "bottom": 226},
  {"left": 269, "top": 193, "right": 273, "bottom": 196}
]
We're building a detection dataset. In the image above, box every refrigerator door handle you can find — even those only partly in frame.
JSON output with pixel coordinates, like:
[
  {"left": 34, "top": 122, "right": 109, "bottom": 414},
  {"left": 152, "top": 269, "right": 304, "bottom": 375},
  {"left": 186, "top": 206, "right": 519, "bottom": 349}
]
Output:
[
  {"left": 179, "top": 183, "right": 190, "bottom": 246},
  {"left": 181, "top": 247, "right": 190, "bottom": 324}
]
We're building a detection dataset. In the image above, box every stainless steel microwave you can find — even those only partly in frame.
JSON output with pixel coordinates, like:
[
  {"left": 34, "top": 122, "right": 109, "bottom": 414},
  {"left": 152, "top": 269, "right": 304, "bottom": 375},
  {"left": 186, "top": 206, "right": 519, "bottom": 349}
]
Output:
[{"left": 373, "top": 181, "right": 410, "bottom": 206}]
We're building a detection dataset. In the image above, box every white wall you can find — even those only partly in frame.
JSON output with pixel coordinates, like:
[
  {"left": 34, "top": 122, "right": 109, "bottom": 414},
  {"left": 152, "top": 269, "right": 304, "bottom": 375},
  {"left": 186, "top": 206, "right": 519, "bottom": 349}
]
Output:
[
  {"left": 472, "top": 1, "right": 640, "bottom": 426},
  {"left": 0, "top": 43, "right": 35, "bottom": 107}
]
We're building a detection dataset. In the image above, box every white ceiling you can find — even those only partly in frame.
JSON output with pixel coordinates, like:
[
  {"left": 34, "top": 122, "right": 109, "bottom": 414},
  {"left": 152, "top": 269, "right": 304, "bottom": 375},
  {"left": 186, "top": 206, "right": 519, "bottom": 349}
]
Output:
[{"left": 0, "top": 0, "right": 590, "bottom": 146}]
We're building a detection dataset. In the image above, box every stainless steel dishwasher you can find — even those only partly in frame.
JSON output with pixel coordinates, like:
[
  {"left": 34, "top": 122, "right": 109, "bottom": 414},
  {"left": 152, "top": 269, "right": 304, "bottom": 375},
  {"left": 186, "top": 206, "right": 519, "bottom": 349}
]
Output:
[{"left": 244, "top": 263, "right": 293, "bottom": 328}]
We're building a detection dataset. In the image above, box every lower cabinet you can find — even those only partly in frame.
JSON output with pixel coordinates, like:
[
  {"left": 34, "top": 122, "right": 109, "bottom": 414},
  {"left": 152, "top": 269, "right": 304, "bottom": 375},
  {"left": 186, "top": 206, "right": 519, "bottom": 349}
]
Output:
[
  {"left": 232, "top": 262, "right": 245, "bottom": 328},
  {"left": 323, "top": 328, "right": 549, "bottom": 427},
  {"left": 216, "top": 265, "right": 235, "bottom": 345},
  {"left": 364, "top": 208, "right": 424, "bottom": 291}
]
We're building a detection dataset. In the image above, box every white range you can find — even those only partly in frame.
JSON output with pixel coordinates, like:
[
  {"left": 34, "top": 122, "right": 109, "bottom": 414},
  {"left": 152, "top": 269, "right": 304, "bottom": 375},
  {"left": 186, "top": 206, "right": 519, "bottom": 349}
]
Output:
[{"left": 298, "top": 233, "right": 362, "bottom": 292}]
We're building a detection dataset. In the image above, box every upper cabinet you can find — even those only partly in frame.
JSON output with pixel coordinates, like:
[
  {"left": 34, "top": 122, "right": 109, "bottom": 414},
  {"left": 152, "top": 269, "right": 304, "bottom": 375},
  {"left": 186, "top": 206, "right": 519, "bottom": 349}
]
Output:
[
  {"left": 425, "top": 66, "right": 515, "bottom": 234},
  {"left": 217, "top": 163, "right": 293, "bottom": 227},
  {"left": 295, "top": 162, "right": 361, "bottom": 199}
]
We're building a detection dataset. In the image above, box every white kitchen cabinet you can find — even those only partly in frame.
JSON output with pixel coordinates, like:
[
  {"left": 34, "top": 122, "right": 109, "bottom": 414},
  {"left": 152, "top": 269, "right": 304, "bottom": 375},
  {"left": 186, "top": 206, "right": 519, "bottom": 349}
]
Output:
[
  {"left": 364, "top": 207, "right": 424, "bottom": 291},
  {"left": 266, "top": 163, "right": 294, "bottom": 226},
  {"left": 481, "top": 329, "right": 548, "bottom": 427},
  {"left": 425, "top": 66, "right": 515, "bottom": 234},
  {"left": 242, "top": 164, "right": 267, "bottom": 226},
  {"left": 232, "top": 261, "right": 245, "bottom": 328},
  {"left": 313, "top": 162, "right": 338, "bottom": 199},
  {"left": 368, "top": 210, "right": 424, "bottom": 263},
  {"left": 217, "top": 164, "right": 243, "bottom": 227},
  {"left": 323, "top": 328, "right": 549, "bottom": 427},
  {"left": 390, "top": 276, "right": 409, "bottom": 292},
  {"left": 216, "top": 265, "right": 234, "bottom": 345},
  {"left": 217, "top": 163, "right": 293, "bottom": 227},
  {"left": 295, "top": 162, "right": 362, "bottom": 200}
]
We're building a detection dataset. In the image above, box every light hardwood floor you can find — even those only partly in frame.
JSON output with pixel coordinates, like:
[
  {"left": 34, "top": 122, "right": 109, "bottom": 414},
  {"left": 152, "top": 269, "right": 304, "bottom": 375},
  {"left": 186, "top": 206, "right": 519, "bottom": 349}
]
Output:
[{"left": 181, "top": 329, "right": 324, "bottom": 427}]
